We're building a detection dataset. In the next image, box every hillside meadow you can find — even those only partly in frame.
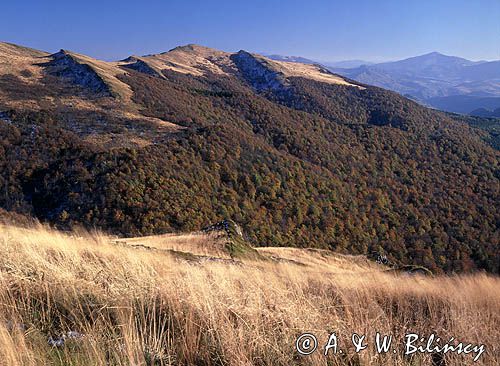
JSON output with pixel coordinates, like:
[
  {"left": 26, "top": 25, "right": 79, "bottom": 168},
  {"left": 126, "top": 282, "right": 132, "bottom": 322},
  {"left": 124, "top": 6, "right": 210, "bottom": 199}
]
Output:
[{"left": 0, "top": 223, "right": 498, "bottom": 365}]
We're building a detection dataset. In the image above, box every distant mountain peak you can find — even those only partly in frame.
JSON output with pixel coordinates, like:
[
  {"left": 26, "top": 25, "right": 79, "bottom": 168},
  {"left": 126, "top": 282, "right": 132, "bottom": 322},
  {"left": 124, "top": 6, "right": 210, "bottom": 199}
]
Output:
[
  {"left": 166, "top": 44, "right": 226, "bottom": 56},
  {"left": 266, "top": 54, "right": 318, "bottom": 65},
  {"left": 333, "top": 50, "right": 500, "bottom": 113},
  {"left": 171, "top": 43, "right": 205, "bottom": 50},
  {"left": 387, "top": 51, "right": 473, "bottom": 66},
  {"left": 423, "top": 51, "right": 445, "bottom": 57},
  {"left": 135, "top": 44, "right": 234, "bottom": 77}
]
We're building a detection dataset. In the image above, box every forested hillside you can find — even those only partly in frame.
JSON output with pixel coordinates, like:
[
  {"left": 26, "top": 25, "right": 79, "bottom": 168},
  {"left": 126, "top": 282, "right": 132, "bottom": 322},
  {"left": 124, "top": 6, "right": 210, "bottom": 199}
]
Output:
[{"left": 0, "top": 43, "right": 498, "bottom": 273}]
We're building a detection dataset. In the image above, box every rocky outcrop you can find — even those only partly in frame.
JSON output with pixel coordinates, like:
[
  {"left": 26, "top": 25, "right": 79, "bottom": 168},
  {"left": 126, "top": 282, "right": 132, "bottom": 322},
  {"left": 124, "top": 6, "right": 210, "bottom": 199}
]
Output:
[
  {"left": 45, "top": 50, "right": 113, "bottom": 96},
  {"left": 202, "top": 219, "right": 262, "bottom": 259},
  {"left": 231, "top": 50, "right": 290, "bottom": 92},
  {"left": 202, "top": 219, "right": 243, "bottom": 238},
  {"left": 370, "top": 251, "right": 433, "bottom": 276},
  {"left": 121, "top": 57, "right": 164, "bottom": 78},
  {"left": 0, "top": 111, "right": 12, "bottom": 125}
]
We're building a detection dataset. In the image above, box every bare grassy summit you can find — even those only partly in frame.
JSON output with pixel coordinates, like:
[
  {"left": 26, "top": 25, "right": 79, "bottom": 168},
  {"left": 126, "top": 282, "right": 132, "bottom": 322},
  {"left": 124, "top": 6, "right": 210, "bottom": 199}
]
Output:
[{"left": 0, "top": 223, "right": 498, "bottom": 365}]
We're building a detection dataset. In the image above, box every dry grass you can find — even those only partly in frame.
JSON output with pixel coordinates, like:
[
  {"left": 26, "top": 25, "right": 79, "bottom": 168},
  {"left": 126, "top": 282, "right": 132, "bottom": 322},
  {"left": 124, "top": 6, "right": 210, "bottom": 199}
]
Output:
[
  {"left": 0, "top": 223, "right": 498, "bottom": 365},
  {"left": 133, "top": 45, "right": 233, "bottom": 77},
  {"left": 270, "top": 59, "right": 364, "bottom": 88},
  {"left": 0, "top": 42, "right": 49, "bottom": 84},
  {"left": 112, "top": 232, "right": 231, "bottom": 259},
  {"left": 119, "top": 44, "right": 363, "bottom": 90}
]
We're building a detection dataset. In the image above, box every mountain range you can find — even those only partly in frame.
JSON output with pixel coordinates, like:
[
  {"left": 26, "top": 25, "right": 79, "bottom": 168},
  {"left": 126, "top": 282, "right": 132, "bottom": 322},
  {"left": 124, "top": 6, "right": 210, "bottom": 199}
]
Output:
[
  {"left": 268, "top": 52, "right": 500, "bottom": 115},
  {"left": 0, "top": 41, "right": 498, "bottom": 273},
  {"left": 265, "top": 54, "right": 373, "bottom": 69}
]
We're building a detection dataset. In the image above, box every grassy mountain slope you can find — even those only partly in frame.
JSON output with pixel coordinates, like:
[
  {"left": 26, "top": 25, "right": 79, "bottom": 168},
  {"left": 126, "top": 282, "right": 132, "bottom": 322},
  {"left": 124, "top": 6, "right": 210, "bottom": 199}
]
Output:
[
  {"left": 0, "top": 223, "right": 498, "bottom": 365},
  {"left": 0, "top": 42, "right": 498, "bottom": 274}
]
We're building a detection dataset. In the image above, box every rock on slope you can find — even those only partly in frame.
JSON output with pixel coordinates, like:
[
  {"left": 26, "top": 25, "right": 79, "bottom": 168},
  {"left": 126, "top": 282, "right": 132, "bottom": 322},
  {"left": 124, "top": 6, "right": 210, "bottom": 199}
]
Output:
[{"left": 44, "top": 49, "right": 133, "bottom": 100}]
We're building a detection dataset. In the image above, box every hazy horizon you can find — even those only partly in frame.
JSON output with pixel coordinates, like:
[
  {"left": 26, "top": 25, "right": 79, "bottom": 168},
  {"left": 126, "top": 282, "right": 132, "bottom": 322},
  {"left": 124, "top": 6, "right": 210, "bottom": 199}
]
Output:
[
  {"left": 264, "top": 51, "right": 499, "bottom": 64},
  {"left": 1, "top": 0, "right": 498, "bottom": 63}
]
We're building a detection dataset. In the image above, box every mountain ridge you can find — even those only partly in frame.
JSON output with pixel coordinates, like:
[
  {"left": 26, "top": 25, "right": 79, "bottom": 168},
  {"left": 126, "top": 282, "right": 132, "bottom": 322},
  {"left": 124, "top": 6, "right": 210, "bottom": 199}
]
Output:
[
  {"left": 266, "top": 49, "right": 500, "bottom": 114},
  {"left": 333, "top": 53, "right": 500, "bottom": 113},
  {"left": 0, "top": 41, "right": 364, "bottom": 100},
  {"left": 0, "top": 41, "right": 498, "bottom": 274}
]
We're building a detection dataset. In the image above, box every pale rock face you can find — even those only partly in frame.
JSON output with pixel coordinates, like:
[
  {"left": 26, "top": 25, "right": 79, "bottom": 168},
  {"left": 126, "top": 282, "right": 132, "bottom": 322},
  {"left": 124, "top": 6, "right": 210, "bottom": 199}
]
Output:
[
  {"left": 0, "top": 43, "right": 132, "bottom": 100},
  {"left": 47, "top": 50, "right": 113, "bottom": 96},
  {"left": 120, "top": 57, "right": 164, "bottom": 78},
  {"left": 232, "top": 50, "right": 290, "bottom": 91},
  {"left": 46, "top": 50, "right": 133, "bottom": 100},
  {"left": 230, "top": 50, "right": 363, "bottom": 92}
]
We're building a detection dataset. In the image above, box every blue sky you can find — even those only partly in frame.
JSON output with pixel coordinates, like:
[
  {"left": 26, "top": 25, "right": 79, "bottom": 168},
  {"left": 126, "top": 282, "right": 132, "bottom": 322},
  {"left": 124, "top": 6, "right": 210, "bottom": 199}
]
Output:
[{"left": 1, "top": 0, "right": 498, "bottom": 62}]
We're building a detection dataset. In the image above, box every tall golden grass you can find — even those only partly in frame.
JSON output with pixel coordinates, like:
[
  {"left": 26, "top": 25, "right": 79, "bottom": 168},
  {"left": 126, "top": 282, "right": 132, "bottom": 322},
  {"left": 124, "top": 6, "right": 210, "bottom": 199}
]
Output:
[{"left": 0, "top": 223, "right": 498, "bottom": 365}]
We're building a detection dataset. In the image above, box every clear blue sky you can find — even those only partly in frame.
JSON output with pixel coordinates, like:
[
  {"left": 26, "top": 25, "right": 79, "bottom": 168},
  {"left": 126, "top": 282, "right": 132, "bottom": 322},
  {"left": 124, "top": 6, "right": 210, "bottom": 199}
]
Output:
[{"left": 1, "top": 0, "right": 498, "bottom": 62}]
